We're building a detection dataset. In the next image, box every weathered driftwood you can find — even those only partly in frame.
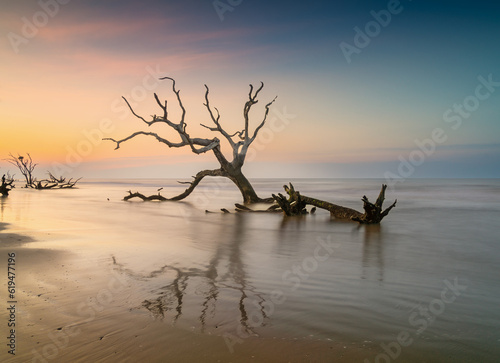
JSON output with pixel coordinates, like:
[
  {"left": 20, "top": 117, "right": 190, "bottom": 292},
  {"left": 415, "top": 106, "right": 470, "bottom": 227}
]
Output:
[
  {"left": 234, "top": 203, "right": 281, "bottom": 213},
  {"left": 274, "top": 183, "right": 396, "bottom": 224},
  {"left": 123, "top": 190, "right": 168, "bottom": 201},
  {"left": 5, "top": 154, "right": 81, "bottom": 190},
  {"left": 123, "top": 182, "right": 396, "bottom": 224},
  {"left": 35, "top": 173, "right": 81, "bottom": 190},
  {"left": 0, "top": 173, "right": 14, "bottom": 197},
  {"left": 272, "top": 187, "right": 308, "bottom": 216},
  {"left": 105, "top": 78, "right": 277, "bottom": 204}
]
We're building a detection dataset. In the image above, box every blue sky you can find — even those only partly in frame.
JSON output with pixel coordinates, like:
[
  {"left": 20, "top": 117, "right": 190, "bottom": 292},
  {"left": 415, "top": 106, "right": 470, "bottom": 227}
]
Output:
[{"left": 1, "top": 0, "right": 499, "bottom": 179}]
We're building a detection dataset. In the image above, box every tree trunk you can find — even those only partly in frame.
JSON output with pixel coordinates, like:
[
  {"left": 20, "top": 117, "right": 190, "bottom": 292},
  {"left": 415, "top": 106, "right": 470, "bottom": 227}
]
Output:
[{"left": 225, "top": 167, "right": 262, "bottom": 204}]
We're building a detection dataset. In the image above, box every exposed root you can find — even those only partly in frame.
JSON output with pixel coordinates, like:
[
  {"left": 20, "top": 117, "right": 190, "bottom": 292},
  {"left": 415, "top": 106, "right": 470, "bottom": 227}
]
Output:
[{"left": 274, "top": 183, "right": 396, "bottom": 224}]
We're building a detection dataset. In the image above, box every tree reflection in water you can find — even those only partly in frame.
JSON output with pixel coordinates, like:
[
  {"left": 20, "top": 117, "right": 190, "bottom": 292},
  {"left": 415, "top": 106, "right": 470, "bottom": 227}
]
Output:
[
  {"left": 360, "top": 224, "right": 384, "bottom": 282},
  {"left": 111, "top": 214, "right": 267, "bottom": 336}
]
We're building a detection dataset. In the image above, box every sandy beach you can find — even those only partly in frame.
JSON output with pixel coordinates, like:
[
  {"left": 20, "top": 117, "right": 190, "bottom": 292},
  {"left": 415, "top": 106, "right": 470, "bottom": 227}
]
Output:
[{"left": 1, "top": 226, "right": 373, "bottom": 363}]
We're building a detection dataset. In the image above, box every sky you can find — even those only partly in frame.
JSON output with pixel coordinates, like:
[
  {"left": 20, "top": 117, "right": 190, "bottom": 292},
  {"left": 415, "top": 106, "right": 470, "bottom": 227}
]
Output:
[{"left": 1, "top": 0, "right": 499, "bottom": 180}]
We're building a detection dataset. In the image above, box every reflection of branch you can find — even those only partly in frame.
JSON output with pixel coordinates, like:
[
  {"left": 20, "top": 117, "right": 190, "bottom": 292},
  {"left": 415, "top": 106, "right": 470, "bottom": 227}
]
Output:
[
  {"left": 200, "top": 281, "right": 218, "bottom": 333},
  {"left": 112, "top": 255, "right": 192, "bottom": 321},
  {"left": 172, "top": 271, "right": 188, "bottom": 323},
  {"left": 220, "top": 215, "right": 269, "bottom": 333},
  {"left": 111, "top": 212, "right": 271, "bottom": 334},
  {"left": 141, "top": 267, "right": 190, "bottom": 322},
  {"left": 200, "top": 252, "right": 222, "bottom": 332}
]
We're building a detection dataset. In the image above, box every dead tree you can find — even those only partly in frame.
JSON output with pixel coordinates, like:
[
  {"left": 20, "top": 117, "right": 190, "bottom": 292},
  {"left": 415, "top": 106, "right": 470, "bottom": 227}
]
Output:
[
  {"left": 6, "top": 153, "right": 36, "bottom": 188},
  {"left": 104, "top": 77, "right": 276, "bottom": 204},
  {"left": 274, "top": 183, "right": 396, "bottom": 224},
  {"left": 5, "top": 153, "right": 81, "bottom": 189},
  {"left": 0, "top": 173, "right": 15, "bottom": 197}
]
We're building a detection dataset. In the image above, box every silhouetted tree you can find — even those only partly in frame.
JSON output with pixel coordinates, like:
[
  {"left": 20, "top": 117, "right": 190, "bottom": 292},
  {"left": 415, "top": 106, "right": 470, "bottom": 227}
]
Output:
[
  {"left": 5, "top": 153, "right": 81, "bottom": 189},
  {"left": 105, "top": 77, "right": 276, "bottom": 204},
  {"left": 6, "top": 153, "right": 35, "bottom": 188}
]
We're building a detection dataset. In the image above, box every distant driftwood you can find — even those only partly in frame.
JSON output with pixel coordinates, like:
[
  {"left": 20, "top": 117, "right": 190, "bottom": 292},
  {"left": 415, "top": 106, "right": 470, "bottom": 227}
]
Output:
[
  {"left": 0, "top": 173, "right": 14, "bottom": 197},
  {"left": 5, "top": 153, "right": 81, "bottom": 190}
]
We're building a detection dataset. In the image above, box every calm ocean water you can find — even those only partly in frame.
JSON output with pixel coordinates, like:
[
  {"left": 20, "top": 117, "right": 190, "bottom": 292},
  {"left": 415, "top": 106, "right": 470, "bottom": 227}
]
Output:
[{"left": 1, "top": 178, "right": 499, "bottom": 362}]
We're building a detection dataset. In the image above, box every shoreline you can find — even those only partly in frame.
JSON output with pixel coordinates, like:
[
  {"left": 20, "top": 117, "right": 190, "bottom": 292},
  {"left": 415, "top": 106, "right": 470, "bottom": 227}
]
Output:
[{"left": 0, "top": 229, "right": 375, "bottom": 362}]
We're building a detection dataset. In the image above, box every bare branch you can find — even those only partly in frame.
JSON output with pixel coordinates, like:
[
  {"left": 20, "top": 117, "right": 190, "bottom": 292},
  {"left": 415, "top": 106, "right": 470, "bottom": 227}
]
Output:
[
  {"left": 153, "top": 93, "right": 167, "bottom": 119},
  {"left": 380, "top": 199, "right": 397, "bottom": 218},
  {"left": 121, "top": 97, "right": 151, "bottom": 125},
  {"left": 124, "top": 191, "right": 168, "bottom": 201},
  {"left": 249, "top": 96, "right": 277, "bottom": 143},
  {"left": 103, "top": 132, "right": 219, "bottom": 154},
  {"left": 5, "top": 153, "right": 37, "bottom": 187},
  {"left": 160, "top": 76, "right": 187, "bottom": 127},
  {"left": 243, "top": 82, "right": 266, "bottom": 140},
  {"left": 200, "top": 123, "right": 218, "bottom": 132},
  {"left": 123, "top": 169, "right": 227, "bottom": 202},
  {"left": 252, "top": 82, "right": 265, "bottom": 100},
  {"left": 203, "top": 85, "right": 235, "bottom": 148}
]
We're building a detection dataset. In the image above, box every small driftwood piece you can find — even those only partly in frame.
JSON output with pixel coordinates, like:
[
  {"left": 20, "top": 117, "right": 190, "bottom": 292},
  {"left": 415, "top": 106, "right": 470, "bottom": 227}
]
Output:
[
  {"left": 124, "top": 190, "right": 168, "bottom": 201},
  {"left": 274, "top": 183, "right": 397, "bottom": 224},
  {"left": 235, "top": 203, "right": 282, "bottom": 213}
]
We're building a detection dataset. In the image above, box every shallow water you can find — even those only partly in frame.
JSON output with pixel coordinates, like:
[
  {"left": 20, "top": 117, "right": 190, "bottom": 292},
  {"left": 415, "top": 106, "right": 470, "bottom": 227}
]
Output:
[{"left": 1, "top": 178, "right": 500, "bottom": 362}]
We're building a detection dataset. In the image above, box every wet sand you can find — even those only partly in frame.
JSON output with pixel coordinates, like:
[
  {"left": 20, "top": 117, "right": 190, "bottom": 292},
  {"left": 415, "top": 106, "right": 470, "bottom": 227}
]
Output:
[{"left": 1, "top": 233, "right": 374, "bottom": 363}]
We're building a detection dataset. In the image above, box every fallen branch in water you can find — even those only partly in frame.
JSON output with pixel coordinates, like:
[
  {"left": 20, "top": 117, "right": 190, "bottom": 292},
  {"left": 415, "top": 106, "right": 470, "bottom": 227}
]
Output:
[{"left": 273, "top": 183, "right": 396, "bottom": 224}]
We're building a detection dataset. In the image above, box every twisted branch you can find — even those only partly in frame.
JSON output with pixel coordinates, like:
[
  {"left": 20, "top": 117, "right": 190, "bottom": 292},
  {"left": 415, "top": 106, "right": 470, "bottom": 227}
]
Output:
[{"left": 123, "top": 169, "right": 228, "bottom": 202}]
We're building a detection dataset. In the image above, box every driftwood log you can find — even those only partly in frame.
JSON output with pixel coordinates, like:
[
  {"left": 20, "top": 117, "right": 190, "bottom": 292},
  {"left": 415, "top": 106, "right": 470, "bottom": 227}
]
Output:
[
  {"left": 124, "top": 190, "right": 168, "bottom": 201},
  {"left": 234, "top": 203, "right": 281, "bottom": 213},
  {"left": 0, "top": 174, "right": 14, "bottom": 197},
  {"left": 122, "top": 182, "right": 396, "bottom": 224},
  {"left": 34, "top": 173, "right": 81, "bottom": 189},
  {"left": 273, "top": 183, "right": 396, "bottom": 224}
]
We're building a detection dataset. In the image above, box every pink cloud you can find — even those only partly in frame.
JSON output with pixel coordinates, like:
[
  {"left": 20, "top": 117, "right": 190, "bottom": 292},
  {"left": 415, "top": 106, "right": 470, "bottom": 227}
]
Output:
[
  {"left": 37, "top": 16, "right": 171, "bottom": 43},
  {"left": 35, "top": 10, "right": 258, "bottom": 49}
]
